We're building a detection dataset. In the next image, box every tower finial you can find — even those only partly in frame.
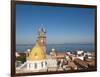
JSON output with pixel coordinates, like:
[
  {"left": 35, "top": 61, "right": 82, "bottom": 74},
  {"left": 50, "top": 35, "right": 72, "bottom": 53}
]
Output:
[{"left": 38, "top": 24, "right": 46, "bottom": 33}]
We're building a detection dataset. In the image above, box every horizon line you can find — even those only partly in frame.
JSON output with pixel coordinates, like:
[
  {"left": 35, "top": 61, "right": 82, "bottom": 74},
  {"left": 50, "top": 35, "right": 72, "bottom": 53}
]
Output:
[{"left": 16, "top": 42, "right": 94, "bottom": 45}]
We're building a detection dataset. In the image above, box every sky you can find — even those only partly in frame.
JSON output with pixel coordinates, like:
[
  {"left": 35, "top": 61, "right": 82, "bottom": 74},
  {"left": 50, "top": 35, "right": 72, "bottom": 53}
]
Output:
[{"left": 16, "top": 4, "right": 95, "bottom": 44}]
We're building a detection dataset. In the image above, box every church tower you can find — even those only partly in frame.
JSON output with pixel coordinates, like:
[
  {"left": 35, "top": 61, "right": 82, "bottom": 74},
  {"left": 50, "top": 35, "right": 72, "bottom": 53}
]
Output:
[
  {"left": 37, "top": 27, "right": 46, "bottom": 53},
  {"left": 26, "top": 26, "right": 47, "bottom": 72}
]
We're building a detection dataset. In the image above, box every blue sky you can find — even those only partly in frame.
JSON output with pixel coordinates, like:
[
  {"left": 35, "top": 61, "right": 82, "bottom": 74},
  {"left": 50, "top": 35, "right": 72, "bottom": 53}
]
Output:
[{"left": 16, "top": 4, "right": 95, "bottom": 44}]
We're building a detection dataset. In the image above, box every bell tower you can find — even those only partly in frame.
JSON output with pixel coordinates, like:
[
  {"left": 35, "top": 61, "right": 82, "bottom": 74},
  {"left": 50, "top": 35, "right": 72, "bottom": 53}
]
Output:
[{"left": 37, "top": 27, "right": 46, "bottom": 53}]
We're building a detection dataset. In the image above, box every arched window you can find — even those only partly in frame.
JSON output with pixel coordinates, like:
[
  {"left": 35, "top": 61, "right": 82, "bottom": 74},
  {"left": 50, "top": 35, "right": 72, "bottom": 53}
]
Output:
[
  {"left": 35, "top": 63, "right": 37, "bottom": 69},
  {"left": 41, "top": 62, "right": 43, "bottom": 67},
  {"left": 34, "top": 53, "right": 37, "bottom": 56},
  {"left": 45, "top": 61, "right": 47, "bottom": 66}
]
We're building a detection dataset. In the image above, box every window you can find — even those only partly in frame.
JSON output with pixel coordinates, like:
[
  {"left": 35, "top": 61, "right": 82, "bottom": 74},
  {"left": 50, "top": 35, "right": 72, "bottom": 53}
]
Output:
[
  {"left": 45, "top": 61, "right": 47, "bottom": 66},
  {"left": 41, "top": 62, "right": 43, "bottom": 67},
  {"left": 34, "top": 53, "right": 37, "bottom": 56},
  {"left": 35, "top": 63, "right": 37, "bottom": 69}
]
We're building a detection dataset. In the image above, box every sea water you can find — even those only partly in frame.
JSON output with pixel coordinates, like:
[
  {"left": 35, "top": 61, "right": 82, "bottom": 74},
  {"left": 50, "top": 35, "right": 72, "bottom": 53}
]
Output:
[{"left": 16, "top": 44, "right": 94, "bottom": 54}]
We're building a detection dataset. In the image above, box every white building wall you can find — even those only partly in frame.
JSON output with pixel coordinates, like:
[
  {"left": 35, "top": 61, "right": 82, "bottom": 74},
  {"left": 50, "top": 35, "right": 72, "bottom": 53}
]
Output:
[
  {"left": 27, "top": 60, "right": 47, "bottom": 71},
  {"left": 77, "top": 56, "right": 84, "bottom": 60},
  {"left": 47, "top": 59, "right": 57, "bottom": 67}
]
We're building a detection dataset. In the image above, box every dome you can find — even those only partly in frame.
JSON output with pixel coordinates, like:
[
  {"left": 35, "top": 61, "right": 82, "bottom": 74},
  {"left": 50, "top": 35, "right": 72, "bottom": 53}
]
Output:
[{"left": 27, "top": 43, "right": 46, "bottom": 61}]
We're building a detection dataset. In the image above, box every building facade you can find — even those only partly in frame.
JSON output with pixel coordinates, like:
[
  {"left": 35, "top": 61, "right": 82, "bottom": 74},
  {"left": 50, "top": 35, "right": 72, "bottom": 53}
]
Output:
[{"left": 26, "top": 27, "right": 47, "bottom": 72}]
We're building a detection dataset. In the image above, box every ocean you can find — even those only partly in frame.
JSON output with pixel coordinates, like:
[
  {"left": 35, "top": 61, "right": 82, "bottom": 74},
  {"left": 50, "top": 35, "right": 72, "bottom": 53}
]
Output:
[{"left": 16, "top": 44, "right": 94, "bottom": 54}]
